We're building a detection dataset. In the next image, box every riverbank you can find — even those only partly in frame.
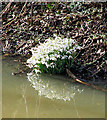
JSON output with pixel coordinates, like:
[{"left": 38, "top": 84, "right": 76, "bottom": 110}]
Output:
[{"left": 1, "top": 2, "right": 107, "bottom": 85}]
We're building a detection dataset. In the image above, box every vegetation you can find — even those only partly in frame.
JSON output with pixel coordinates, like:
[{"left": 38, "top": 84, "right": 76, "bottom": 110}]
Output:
[{"left": 27, "top": 35, "right": 80, "bottom": 74}]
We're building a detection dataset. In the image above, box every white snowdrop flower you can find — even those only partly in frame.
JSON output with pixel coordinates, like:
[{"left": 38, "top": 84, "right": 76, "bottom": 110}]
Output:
[
  {"left": 70, "top": 39, "right": 75, "bottom": 43},
  {"left": 63, "top": 46, "right": 67, "bottom": 51},
  {"left": 53, "top": 34, "right": 57, "bottom": 38},
  {"left": 62, "top": 56, "right": 65, "bottom": 59},
  {"left": 45, "top": 63, "right": 50, "bottom": 68},
  {"left": 73, "top": 46, "right": 76, "bottom": 51},
  {"left": 41, "top": 61, "right": 45, "bottom": 64},
  {"left": 50, "top": 63, "right": 55, "bottom": 68},
  {"left": 54, "top": 54, "right": 57, "bottom": 58},
  {"left": 45, "top": 56, "right": 49, "bottom": 61},
  {"left": 62, "top": 55, "right": 67, "bottom": 59},
  {"left": 35, "top": 69, "right": 41, "bottom": 74},
  {"left": 26, "top": 64, "right": 33, "bottom": 68},
  {"left": 50, "top": 62, "right": 54, "bottom": 65},
  {"left": 50, "top": 57, "right": 56, "bottom": 61},
  {"left": 77, "top": 46, "right": 81, "bottom": 50},
  {"left": 60, "top": 48, "right": 63, "bottom": 52},
  {"left": 57, "top": 55, "right": 61, "bottom": 58},
  {"left": 30, "top": 50, "right": 35, "bottom": 55},
  {"left": 64, "top": 55, "right": 68, "bottom": 58},
  {"left": 36, "top": 60, "right": 40, "bottom": 64},
  {"left": 70, "top": 49, "right": 73, "bottom": 52},
  {"left": 27, "top": 58, "right": 31, "bottom": 63},
  {"left": 32, "top": 58, "right": 36, "bottom": 65},
  {"left": 34, "top": 65, "right": 39, "bottom": 68},
  {"left": 63, "top": 38, "right": 67, "bottom": 41},
  {"left": 66, "top": 51, "right": 71, "bottom": 54},
  {"left": 68, "top": 56, "right": 73, "bottom": 59}
]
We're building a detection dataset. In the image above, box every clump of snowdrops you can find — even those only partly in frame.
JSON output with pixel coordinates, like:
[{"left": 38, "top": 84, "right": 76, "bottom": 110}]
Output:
[{"left": 27, "top": 35, "right": 81, "bottom": 74}]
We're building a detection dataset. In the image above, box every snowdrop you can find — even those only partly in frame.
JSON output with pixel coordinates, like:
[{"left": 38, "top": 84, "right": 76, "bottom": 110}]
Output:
[
  {"left": 27, "top": 35, "right": 81, "bottom": 74},
  {"left": 34, "top": 69, "right": 41, "bottom": 74},
  {"left": 68, "top": 56, "right": 73, "bottom": 59},
  {"left": 66, "top": 51, "right": 71, "bottom": 54}
]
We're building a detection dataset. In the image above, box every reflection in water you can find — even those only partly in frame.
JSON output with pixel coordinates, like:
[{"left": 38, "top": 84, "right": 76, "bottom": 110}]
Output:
[
  {"left": 2, "top": 57, "right": 105, "bottom": 118},
  {"left": 27, "top": 73, "right": 84, "bottom": 101},
  {"left": 27, "top": 73, "right": 84, "bottom": 117},
  {"left": 10, "top": 84, "right": 29, "bottom": 118},
  {"left": 21, "top": 84, "right": 29, "bottom": 117},
  {"left": 34, "top": 94, "right": 41, "bottom": 118}
]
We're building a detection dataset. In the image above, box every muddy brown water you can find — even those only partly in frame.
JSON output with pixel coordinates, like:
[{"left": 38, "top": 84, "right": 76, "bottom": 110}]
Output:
[{"left": 2, "top": 57, "right": 105, "bottom": 118}]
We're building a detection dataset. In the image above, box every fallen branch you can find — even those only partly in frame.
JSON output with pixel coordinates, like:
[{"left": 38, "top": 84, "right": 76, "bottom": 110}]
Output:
[{"left": 66, "top": 68, "right": 107, "bottom": 92}]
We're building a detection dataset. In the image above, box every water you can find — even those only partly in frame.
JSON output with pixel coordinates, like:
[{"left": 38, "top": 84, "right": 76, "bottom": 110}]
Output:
[{"left": 2, "top": 57, "right": 105, "bottom": 118}]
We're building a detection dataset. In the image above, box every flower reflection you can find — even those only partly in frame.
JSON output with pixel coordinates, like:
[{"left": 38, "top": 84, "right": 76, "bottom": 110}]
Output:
[{"left": 27, "top": 73, "right": 84, "bottom": 101}]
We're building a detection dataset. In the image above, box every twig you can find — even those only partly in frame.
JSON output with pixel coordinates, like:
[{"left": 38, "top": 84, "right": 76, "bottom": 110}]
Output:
[
  {"left": 12, "top": 67, "right": 30, "bottom": 75},
  {"left": 1, "top": 2, "right": 12, "bottom": 17},
  {"left": 31, "top": 2, "right": 33, "bottom": 25},
  {"left": 3, "top": 2, "right": 27, "bottom": 28},
  {"left": 83, "top": 53, "right": 106, "bottom": 67},
  {"left": 15, "top": 42, "right": 27, "bottom": 52},
  {"left": 92, "top": 61, "right": 105, "bottom": 76}
]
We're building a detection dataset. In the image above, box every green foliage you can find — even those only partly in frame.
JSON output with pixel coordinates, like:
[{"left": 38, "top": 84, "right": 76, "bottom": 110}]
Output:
[{"left": 47, "top": 2, "right": 55, "bottom": 9}]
